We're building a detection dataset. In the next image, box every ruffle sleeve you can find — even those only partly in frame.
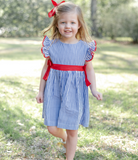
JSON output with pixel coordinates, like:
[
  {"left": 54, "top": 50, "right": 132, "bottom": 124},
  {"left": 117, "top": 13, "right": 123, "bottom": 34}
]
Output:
[
  {"left": 41, "top": 36, "right": 51, "bottom": 58},
  {"left": 85, "top": 40, "right": 97, "bottom": 62}
]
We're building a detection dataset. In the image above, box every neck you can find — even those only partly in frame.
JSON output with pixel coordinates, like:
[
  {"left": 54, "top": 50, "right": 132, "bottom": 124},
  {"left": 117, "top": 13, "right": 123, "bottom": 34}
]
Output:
[{"left": 60, "top": 37, "right": 79, "bottom": 44}]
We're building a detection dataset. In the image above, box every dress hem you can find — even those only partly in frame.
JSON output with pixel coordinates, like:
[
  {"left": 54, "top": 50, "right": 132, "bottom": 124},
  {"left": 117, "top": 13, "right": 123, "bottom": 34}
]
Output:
[{"left": 43, "top": 119, "right": 88, "bottom": 130}]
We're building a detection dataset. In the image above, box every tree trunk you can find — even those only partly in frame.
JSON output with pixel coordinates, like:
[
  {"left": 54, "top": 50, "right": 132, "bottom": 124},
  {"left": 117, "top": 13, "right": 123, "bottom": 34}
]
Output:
[{"left": 91, "top": 0, "right": 98, "bottom": 37}]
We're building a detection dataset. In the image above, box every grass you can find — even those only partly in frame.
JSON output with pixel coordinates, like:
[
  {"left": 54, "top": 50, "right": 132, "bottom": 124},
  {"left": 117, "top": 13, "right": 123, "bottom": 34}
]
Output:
[{"left": 0, "top": 38, "right": 138, "bottom": 160}]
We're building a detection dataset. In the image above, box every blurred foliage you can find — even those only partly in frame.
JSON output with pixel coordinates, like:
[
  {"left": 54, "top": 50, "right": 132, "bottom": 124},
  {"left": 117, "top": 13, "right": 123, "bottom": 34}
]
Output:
[
  {"left": 0, "top": 0, "right": 52, "bottom": 37},
  {"left": 96, "top": 0, "right": 138, "bottom": 42},
  {"left": 0, "top": 0, "right": 138, "bottom": 42}
]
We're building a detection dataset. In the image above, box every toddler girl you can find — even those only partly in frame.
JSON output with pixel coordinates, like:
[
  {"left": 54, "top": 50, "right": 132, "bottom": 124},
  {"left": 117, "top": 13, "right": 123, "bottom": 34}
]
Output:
[{"left": 36, "top": 1, "right": 102, "bottom": 160}]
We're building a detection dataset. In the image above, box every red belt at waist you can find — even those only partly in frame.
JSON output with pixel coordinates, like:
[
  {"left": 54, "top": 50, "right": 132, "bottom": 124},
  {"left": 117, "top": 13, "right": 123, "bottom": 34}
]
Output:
[{"left": 43, "top": 59, "right": 91, "bottom": 86}]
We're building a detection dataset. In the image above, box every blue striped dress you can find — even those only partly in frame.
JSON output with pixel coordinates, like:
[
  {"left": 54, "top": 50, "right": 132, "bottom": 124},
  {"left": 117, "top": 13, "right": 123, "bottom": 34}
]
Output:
[{"left": 41, "top": 36, "right": 97, "bottom": 130}]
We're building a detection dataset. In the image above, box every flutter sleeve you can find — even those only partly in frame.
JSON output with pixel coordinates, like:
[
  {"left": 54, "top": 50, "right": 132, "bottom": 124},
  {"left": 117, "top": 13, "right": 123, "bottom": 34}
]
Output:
[
  {"left": 85, "top": 40, "right": 97, "bottom": 62},
  {"left": 41, "top": 36, "right": 51, "bottom": 58}
]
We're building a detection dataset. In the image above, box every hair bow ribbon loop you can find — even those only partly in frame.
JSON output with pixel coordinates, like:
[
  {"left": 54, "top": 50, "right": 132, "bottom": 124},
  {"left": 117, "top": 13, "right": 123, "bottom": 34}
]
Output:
[
  {"left": 48, "top": 0, "right": 65, "bottom": 18},
  {"left": 51, "top": 0, "right": 58, "bottom": 6}
]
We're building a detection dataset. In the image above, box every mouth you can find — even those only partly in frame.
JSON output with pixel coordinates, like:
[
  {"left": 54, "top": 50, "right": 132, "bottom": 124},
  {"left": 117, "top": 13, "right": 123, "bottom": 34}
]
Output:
[{"left": 64, "top": 30, "right": 72, "bottom": 33}]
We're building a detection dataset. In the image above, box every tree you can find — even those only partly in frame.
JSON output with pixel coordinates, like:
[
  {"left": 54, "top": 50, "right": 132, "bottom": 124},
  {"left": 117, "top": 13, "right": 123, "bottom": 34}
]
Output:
[
  {"left": 121, "top": 5, "right": 138, "bottom": 43},
  {"left": 91, "top": 0, "right": 99, "bottom": 37},
  {"left": 92, "top": 0, "right": 138, "bottom": 42},
  {"left": 0, "top": 0, "right": 52, "bottom": 37}
]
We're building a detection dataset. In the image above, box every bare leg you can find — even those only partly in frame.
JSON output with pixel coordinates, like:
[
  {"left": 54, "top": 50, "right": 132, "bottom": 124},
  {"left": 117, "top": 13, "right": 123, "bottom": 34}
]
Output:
[
  {"left": 47, "top": 126, "right": 67, "bottom": 142},
  {"left": 66, "top": 130, "right": 78, "bottom": 160}
]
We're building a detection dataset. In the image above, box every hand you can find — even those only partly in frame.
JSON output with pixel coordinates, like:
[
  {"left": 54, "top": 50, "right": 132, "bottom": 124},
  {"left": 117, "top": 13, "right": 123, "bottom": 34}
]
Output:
[
  {"left": 91, "top": 89, "right": 103, "bottom": 101},
  {"left": 36, "top": 92, "right": 44, "bottom": 103}
]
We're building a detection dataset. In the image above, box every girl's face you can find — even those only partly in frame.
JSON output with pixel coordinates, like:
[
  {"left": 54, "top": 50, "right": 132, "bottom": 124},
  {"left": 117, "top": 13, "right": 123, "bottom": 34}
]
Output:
[{"left": 57, "top": 11, "right": 81, "bottom": 42}]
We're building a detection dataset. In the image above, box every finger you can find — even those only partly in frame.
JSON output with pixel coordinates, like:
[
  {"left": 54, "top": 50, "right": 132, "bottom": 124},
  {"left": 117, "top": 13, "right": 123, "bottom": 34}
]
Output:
[
  {"left": 36, "top": 97, "right": 38, "bottom": 103},
  {"left": 37, "top": 99, "right": 40, "bottom": 103},
  {"left": 97, "top": 94, "right": 102, "bottom": 100},
  {"left": 37, "top": 98, "right": 41, "bottom": 103},
  {"left": 100, "top": 93, "right": 103, "bottom": 100},
  {"left": 36, "top": 97, "right": 39, "bottom": 103},
  {"left": 39, "top": 98, "right": 43, "bottom": 103},
  {"left": 96, "top": 94, "right": 100, "bottom": 100},
  {"left": 41, "top": 97, "right": 44, "bottom": 103}
]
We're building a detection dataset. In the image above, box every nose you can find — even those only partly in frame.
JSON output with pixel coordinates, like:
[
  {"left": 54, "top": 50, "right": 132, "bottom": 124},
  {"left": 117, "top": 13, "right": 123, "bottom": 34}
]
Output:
[{"left": 65, "top": 23, "right": 71, "bottom": 28}]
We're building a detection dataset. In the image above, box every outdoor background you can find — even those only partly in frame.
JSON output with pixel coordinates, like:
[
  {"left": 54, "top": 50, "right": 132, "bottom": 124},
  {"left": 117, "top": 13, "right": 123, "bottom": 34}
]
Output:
[{"left": 0, "top": 0, "right": 138, "bottom": 159}]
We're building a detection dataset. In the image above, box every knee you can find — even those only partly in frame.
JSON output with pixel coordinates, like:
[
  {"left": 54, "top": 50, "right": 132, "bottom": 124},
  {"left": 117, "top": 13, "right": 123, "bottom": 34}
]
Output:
[
  {"left": 47, "top": 126, "right": 57, "bottom": 135},
  {"left": 66, "top": 130, "right": 78, "bottom": 138}
]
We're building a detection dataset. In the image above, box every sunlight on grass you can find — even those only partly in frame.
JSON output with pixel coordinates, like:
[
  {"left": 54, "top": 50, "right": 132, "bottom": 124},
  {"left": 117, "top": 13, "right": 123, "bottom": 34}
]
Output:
[
  {"left": 115, "top": 37, "right": 133, "bottom": 42},
  {"left": 0, "top": 38, "right": 42, "bottom": 45},
  {"left": 102, "top": 51, "right": 135, "bottom": 58},
  {"left": 0, "top": 60, "right": 43, "bottom": 77}
]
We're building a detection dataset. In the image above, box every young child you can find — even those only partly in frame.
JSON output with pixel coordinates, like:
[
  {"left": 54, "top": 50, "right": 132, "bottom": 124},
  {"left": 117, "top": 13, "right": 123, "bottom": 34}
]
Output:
[{"left": 36, "top": 0, "right": 102, "bottom": 159}]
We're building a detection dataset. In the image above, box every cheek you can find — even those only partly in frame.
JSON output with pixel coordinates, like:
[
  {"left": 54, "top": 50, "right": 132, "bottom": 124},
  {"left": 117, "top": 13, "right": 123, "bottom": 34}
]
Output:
[
  {"left": 74, "top": 25, "right": 79, "bottom": 31},
  {"left": 57, "top": 24, "right": 63, "bottom": 29},
  {"left": 57, "top": 26, "right": 63, "bottom": 34}
]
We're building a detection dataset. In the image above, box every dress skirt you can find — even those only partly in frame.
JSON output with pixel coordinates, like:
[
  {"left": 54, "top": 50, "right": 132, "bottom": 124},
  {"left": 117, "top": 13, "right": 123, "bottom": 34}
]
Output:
[{"left": 42, "top": 69, "right": 90, "bottom": 130}]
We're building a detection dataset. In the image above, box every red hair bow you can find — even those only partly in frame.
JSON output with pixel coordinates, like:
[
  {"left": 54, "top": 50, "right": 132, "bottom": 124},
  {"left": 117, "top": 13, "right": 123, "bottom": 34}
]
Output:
[{"left": 48, "top": 0, "right": 65, "bottom": 18}]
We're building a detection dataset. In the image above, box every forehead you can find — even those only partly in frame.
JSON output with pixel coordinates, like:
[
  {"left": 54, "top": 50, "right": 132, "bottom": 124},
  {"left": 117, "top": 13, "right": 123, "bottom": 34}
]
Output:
[{"left": 58, "top": 11, "right": 78, "bottom": 21}]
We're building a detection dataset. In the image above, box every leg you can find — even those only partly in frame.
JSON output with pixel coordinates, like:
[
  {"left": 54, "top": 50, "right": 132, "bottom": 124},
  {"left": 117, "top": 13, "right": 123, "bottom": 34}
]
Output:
[
  {"left": 47, "top": 126, "right": 67, "bottom": 142},
  {"left": 66, "top": 129, "right": 78, "bottom": 160}
]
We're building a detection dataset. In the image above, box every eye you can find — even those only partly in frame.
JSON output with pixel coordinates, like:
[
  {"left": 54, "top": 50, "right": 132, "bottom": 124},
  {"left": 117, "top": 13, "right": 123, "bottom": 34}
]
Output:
[
  {"left": 61, "top": 22, "right": 65, "bottom": 24},
  {"left": 71, "top": 22, "right": 75, "bottom": 24}
]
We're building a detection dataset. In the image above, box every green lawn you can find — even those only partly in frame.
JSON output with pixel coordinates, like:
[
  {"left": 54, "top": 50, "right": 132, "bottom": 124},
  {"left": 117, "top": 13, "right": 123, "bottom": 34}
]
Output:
[{"left": 0, "top": 38, "right": 138, "bottom": 160}]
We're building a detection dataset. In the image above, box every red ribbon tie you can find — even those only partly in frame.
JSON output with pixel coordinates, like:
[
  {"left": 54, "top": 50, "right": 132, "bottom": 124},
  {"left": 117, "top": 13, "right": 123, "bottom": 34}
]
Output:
[
  {"left": 43, "top": 59, "right": 53, "bottom": 80},
  {"left": 43, "top": 59, "right": 91, "bottom": 87},
  {"left": 84, "top": 65, "right": 91, "bottom": 86}
]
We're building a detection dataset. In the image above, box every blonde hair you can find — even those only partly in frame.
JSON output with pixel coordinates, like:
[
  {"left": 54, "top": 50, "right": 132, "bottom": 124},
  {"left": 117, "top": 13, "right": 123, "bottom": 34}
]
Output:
[{"left": 43, "top": 2, "right": 92, "bottom": 43}]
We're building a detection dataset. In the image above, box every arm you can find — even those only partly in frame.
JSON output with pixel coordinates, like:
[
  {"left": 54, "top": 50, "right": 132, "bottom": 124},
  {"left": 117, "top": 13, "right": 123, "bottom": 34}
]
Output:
[
  {"left": 36, "top": 58, "right": 49, "bottom": 103},
  {"left": 85, "top": 61, "right": 102, "bottom": 100}
]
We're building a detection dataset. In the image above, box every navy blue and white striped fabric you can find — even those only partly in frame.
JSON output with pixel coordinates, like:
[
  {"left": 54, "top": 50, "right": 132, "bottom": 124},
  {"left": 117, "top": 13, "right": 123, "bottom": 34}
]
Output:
[{"left": 41, "top": 36, "right": 97, "bottom": 130}]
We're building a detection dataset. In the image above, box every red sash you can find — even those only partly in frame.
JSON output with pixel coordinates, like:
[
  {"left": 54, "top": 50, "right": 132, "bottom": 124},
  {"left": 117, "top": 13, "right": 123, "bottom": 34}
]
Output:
[{"left": 43, "top": 59, "right": 91, "bottom": 86}]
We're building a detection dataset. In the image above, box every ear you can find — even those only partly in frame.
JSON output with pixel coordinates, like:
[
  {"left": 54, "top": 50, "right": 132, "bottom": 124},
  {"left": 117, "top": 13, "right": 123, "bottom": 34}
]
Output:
[
  {"left": 56, "top": 21, "right": 59, "bottom": 28},
  {"left": 78, "top": 23, "right": 81, "bottom": 29}
]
